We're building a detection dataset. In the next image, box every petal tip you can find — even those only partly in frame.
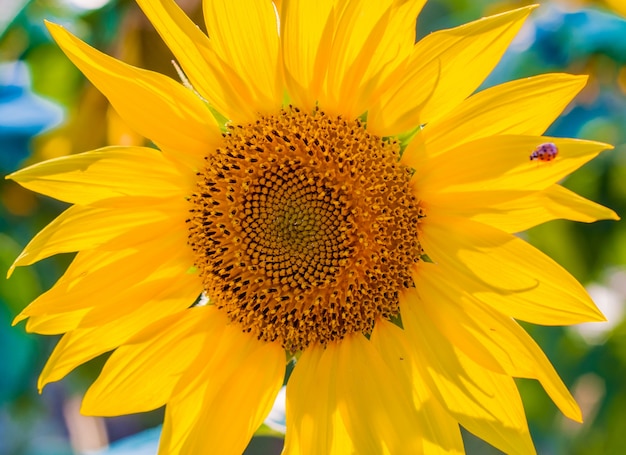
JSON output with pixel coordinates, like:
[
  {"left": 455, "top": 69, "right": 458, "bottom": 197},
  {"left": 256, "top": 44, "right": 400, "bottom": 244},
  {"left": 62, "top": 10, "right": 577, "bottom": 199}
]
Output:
[
  {"left": 603, "top": 207, "right": 621, "bottom": 221},
  {"left": 37, "top": 375, "right": 49, "bottom": 394},
  {"left": 553, "top": 72, "right": 590, "bottom": 91},
  {"left": 519, "top": 3, "right": 540, "bottom": 14},
  {"left": 44, "top": 20, "right": 62, "bottom": 34},
  {"left": 595, "top": 141, "right": 615, "bottom": 151},
  {"left": 6, "top": 263, "right": 16, "bottom": 279},
  {"left": 574, "top": 73, "right": 590, "bottom": 86},
  {"left": 570, "top": 406, "right": 584, "bottom": 424},
  {"left": 588, "top": 308, "right": 608, "bottom": 323},
  {"left": 12, "top": 312, "right": 27, "bottom": 326}
]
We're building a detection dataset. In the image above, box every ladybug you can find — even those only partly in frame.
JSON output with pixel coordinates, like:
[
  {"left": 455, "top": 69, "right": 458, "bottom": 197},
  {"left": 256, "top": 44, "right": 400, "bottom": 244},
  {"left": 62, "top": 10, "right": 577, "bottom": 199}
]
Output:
[{"left": 530, "top": 142, "right": 558, "bottom": 162}]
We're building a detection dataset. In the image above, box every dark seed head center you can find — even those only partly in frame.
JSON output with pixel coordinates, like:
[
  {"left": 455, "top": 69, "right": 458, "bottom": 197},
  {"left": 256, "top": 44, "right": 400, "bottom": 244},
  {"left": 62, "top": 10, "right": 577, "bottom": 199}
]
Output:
[{"left": 188, "top": 107, "right": 423, "bottom": 351}]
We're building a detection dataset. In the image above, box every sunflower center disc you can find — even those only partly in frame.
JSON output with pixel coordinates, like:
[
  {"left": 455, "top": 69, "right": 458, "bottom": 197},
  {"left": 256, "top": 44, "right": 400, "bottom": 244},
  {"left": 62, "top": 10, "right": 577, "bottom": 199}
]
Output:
[{"left": 188, "top": 108, "right": 423, "bottom": 351}]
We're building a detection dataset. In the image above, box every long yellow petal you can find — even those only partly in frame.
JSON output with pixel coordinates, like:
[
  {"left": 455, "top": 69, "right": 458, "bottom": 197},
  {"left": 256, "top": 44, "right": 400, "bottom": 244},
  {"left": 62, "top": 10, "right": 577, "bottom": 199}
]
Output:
[
  {"left": 158, "top": 308, "right": 284, "bottom": 455},
  {"left": 413, "top": 135, "right": 611, "bottom": 198},
  {"left": 320, "top": 0, "right": 390, "bottom": 115},
  {"left": 343, "top": 0, "right": 426, "bottom": 117},
  {"left": 7, "top": 146, "right": 189, "bottom": 205},
  {"left": 20, "top": 246, "right": 182, "bottom": 320},
  {"left": 17, "top": 255, "right": 135, "bottom": 318},
  {"left": 203, "top": 0, "right": 282, "bottom": 112},
  {"left": 8, "top": 198, "right": 182, "bottom": 275},
  {"left": 334, "top": 333, "right": 423, "bottom": 453},
  {"left": 79, "top": 264, "right": 199, "bottom": 328},
  {"left": 320, "top": 0, "right": 425, "bottom": 118},
  {"left": 415, "top": 262, "right": 582, "bottom": 422},
  {"left": 69, "top": 231, "right": 196, "bottom": 327},
  {"left": 283, "top": 345, "right": 355, "bottom": 455},
  {"left": 281, "top": 0, "right": 336, "bottom": 111},
  {"left": 445, "top": 185, "right": 619, "bottom": 233},
  {"left": 81, "top": 308, "right": 216, "bottom": 415},
  {"left": 420, "top": 214, "right": 605, "bottom": 324},
  {"left": 13, "top": 248, "right": 136, "bottom": 325},
  {"left": 46, "top": 22, "right": 220, "bottom": 170},
  {"left": 371, "top": 320, "right": 465, "bottom": 454},
  {"left": 401, "top": 293, "right": 536, "bottom": 455},
  {"left": 369, "top": 6, "right": 534, "bottom": 136},
  {"left": 403, "top": 74, "right": 587, "bottom": 165},
  {"left": 24, "top": 309, "right": 89, "bottom": 335},
  {"left": 134, "top": 0, "right": 256, "bottom": 122},
  {"left": 37, "top": 281, "right": 200, "bottom": 391}
]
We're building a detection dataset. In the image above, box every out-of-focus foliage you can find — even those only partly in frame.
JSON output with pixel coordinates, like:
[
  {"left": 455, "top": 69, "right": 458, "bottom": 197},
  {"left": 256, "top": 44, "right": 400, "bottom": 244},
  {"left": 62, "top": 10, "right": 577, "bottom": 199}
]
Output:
[{"left": 1, "top": 0, "right": 624, "bottom": 454}]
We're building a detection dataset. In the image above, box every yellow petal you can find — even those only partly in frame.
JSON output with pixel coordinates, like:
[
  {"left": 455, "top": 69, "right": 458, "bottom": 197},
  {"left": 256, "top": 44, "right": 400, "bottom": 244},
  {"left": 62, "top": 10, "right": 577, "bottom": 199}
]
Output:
[
  {"left": 283, "top": 344, "right": 355, "bottom": 455},
  {"left": 415, "top": 262, "right": 581, "bottom": 422},
  {"left": 401, "top": 292, "right": 536, "bottom": 455},
  {"left": 17, "top": 227, "right": 190, "bottom": 319},
  {"left": 321, "top": 0, "right": 391, "bottom": 114},
  {"left": 14, "top": 248, "right": 136, "bottom": 322},
  {"left": 369, "top": 6, "right": 534, "bottom": 136},
  {"left": 8, "top": 199, "right": 180, "bottom": 275},
  {"left": 420, "top": 214, "right": 605, "bottom": 325},
  {"left": 96, "top": 207, "right": 185, "bottom": 252},
  {"left": 72, "top": 230, "right": 196, "bottom": 326},
  {"left": 7, "top": 146, "right": 189, "bottom": 205},
  {"left": 135, "top": 0, "right": 260, "bottom": 122},
  {"left": 321, "top": 0, "right": 424, "bottom": 118},
  {"left": 81, "top": 308, "right": 216, "bottom": 415},
  {"left": 362, "top": 0, "right": 426, "bottom": 80},
  {"left": 334, "top": 334, "right": 423, "bottom": 453},
  {"left": 413, "top": 135, "right": 611, "bottom": 198},
  {"left": 38, "top": 280, "right": 199, "bottom": 391},
  {"left": 521, "top": 184, "right": 619, "bottom": 225},
  {"left": 46, "top": 22, "right": 220, "bottom": 169},
  {"left": 371, "top": 320, "right": 465, "bottom": 454},
  {"left": 281, "top": 0, "right": 336, "bottom": 111},
  {"left": 453, "top": 185, "right": 620, "bottom": 233},
  {"left": 341, "top": 0, "right": 426, "bottom": 117},
  {"left": 159, "top": 309, "right": 284, "bottom": 455},
  {"left": 79, "top": 263, "right": 199, "bottom": 328},
  {"left": 403, "top": 73, "right": 587, "bottom": 165},
  {"left": 203, "top": 0, "right": 282, "bottom": 113},
  {"left": 23, "top": 309, "right": 89, "bottom": 335}
]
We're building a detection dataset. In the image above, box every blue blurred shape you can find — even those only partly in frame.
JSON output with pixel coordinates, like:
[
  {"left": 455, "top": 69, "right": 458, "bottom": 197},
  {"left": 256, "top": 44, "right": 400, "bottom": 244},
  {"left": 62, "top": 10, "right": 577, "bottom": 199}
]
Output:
[
  {"left": 534, "top": 5, "right": 626, "bottom": 65},
  {"left": 96, "top": 426, "right": 161, "bottom": 455},
  {"left": 0, "top": 61, "right": 63, "bottom": 173}
]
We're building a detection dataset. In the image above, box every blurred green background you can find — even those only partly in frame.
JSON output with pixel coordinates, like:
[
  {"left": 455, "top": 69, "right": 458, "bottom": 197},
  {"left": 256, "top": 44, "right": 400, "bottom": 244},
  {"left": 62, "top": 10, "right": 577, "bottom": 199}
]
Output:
[{"left": 1, "top": 0, "right": 625, "bottom": 453}]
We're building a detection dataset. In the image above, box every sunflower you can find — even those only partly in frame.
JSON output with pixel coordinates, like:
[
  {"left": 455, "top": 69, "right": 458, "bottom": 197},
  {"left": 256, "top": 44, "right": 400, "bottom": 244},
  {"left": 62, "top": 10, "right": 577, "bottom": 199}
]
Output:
[{"left": 8, "top": 1, "right": 618, "bottom": 453}]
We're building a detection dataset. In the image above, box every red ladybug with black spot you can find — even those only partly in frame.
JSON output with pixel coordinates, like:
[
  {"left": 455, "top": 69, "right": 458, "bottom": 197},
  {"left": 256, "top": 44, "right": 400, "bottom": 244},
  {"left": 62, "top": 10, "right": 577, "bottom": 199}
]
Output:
[{"left": 530, "top": 142, "right": 558, "bottom": 162}]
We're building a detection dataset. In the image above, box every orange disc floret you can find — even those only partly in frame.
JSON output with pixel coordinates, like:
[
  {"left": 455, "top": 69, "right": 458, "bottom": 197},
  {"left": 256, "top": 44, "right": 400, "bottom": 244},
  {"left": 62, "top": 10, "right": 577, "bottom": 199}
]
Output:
[{"left": 188, "top": 107, "right": 423, "bottom": 351}]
